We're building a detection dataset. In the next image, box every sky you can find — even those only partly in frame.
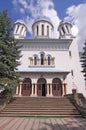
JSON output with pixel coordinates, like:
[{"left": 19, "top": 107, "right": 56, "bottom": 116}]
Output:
[{"left": 0, "top": 0, "right": 86, "bottom": 51}]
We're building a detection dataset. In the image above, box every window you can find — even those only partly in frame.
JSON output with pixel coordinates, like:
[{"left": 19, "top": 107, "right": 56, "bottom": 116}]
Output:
[
  {"left": 47, "top": 25, "right": 49, "bottom": 36},
  {"left": 41, "top": 53, "right": 44, "bottom": 65},
  {"left": 37, "top": 25, "right": 38, "bottom": 36},
  {"left": 71, "top": 70, "right": 74, "bottom": 76},
  {"left": 69, "top": 51, "right": 72, "bottom": 57},
  {"left": 66, "top": 25, "right": 69, "bottom": 33},
  {"left": 20, "top": 26, "right": 23, "bottom": 34},
  {"left": 62, "top": 26, "right": 65, "bottom": 34},
  {"left": 48, "top": 56, "right": 51, "bottom": 65},
  {"left": 42, "top": 24, "right": 44, "bottom": 36},
  {"left": 16, "top": 25, "right": 20, "bottom": 33},
  {"left": 34, "top": 56, "right": 37, "bottom": 65}
]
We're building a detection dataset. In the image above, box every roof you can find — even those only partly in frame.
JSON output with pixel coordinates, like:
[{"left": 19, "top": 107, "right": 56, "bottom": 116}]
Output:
[{"left": 32, "top": 16, "right": 54, "bottom": 28}]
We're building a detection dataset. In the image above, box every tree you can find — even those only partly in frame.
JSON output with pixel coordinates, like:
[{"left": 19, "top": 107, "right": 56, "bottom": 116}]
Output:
[
  {"left": 80, "top": 41, "right": 86, "bottom": 82},
  {"left": 0, "top": 10, "right": 21, "bottom": 90}
]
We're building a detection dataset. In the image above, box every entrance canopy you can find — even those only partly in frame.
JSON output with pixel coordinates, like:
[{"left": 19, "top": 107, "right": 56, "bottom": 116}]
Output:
[{"left": 17, "top": 68, "right": 70, "bottom": 74}]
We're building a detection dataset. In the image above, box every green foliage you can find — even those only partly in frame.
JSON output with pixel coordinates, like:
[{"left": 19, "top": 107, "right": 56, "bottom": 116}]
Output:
[
  {"left": 0, "top": 10, "right": 21, "bottom": 89},
  {"left": 6, "top": 88, "right": 13, "bottom": 94},
  {"left": 80, "top": 41, "right": 86, "bottom": 81}
]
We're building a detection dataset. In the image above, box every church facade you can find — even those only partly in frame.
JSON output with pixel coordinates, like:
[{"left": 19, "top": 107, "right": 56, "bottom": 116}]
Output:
[{"left": 14, "top": 17, "right": 86, "bottom": 97}]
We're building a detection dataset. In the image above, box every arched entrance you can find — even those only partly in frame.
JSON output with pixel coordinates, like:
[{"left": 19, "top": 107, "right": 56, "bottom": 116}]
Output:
[
  {"left": 52, "top": 78, "right": 62, "bottom": 96},
  {"left": 22, "top": 78, "right": 32, "bottom": 96},
  {"left": 37, "top": 78, "right": 47, "bottom": 96}
]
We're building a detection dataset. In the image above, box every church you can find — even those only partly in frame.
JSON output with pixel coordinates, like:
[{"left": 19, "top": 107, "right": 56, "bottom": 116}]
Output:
[{"left": 13, "top": 17, "right": 85, "bottom": 97}]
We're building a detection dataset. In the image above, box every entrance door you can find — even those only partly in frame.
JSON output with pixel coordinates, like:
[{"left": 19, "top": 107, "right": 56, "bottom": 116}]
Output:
[
  {"left": 22, "top": 78, "right": 32, "bottom": 96},
  {"left": 42, "top": 84, "right": 46, "bottom": 96},
  {"left": 37, "top": 78, "right": 47, "bottom": 96},
  {"left": 52, "top": 78, "right": 62, "bottom": 96}
]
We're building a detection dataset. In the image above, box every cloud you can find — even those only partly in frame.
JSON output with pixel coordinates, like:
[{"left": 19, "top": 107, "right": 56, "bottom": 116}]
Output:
[
  {"left": 12, "top": 0, "right": 61, "bottom": 38},
  {"left": 65, "top": 3, "right": 86, "bottom": 51}
]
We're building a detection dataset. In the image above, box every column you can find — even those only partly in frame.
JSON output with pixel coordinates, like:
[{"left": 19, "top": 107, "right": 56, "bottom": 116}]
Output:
[
  {"left": 19, "top": 82, "right": 22, "bottom": 96},
  {"left": 62, "top": 83, "right": 67, "bottom": 96},
  {"left": 62, "top": 83, "right": 64, "bottom": 96},
  {"left": 31, "top": 84, "right": 34, "bottom": 96},
  {"left": 64, "top": 83, "right": 67, "bottom": 95},
  {"left": 35, "top": 84, "right": 37, "bottom": 96},
  {"left": 46, "top": 84, "right": 49, "bottom": 96},
  {"left": 16, "top": 86, "right": 19, "bottom": 95},
  {"left": 50, "top": 84, "right": 53, "bottom": 96},
  {"left": 31, "top": 84, "right": 37, "bottom": 96}
]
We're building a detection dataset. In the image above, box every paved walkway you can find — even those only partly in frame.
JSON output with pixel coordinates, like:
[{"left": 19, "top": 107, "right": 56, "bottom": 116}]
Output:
[{"left": 0, "top": 117, "right": 86, "bottom": 130}]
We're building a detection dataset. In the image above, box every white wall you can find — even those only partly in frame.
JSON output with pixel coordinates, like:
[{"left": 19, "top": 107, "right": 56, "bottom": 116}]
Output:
[{"left": 17, "top": 38, "right": 86, "bottom": 96}]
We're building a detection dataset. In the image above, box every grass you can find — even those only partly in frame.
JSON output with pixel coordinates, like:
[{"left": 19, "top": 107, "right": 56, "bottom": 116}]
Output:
[{"left": 25, "top": 116, "right": 64, "bottom": 120}]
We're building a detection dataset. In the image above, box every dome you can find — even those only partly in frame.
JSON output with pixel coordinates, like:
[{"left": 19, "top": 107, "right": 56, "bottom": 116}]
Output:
[
  {"left": 14, "top": 20, "right": 27, "bottom": 29},
  {"left": 32, "top": 16, "right": 54, "bottom": 39},
  {"left": 34, "top": 16, "right": 51, "bottom": 23},
  {"left": 59, "top": 20, "right": 72, "bottom": 28},
  {"left": 58, "top": 20, "right": 72, "bottom": 39},
  {"left": 13, "top": 20, "right": 27, "bottom": 39}
]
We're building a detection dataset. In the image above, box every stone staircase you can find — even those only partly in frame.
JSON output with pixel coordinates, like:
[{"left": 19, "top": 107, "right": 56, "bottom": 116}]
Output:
[{"left": 0, "top": 97, "right": 82, "bottom": 117}]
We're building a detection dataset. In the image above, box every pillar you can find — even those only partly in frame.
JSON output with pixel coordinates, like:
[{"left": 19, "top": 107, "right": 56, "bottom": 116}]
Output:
[
  {"left": 62, "top": 83, "right": 64, "bottom": 96},
  {"left": 31, "top": 84, "right": 37, "bottom": 96},
  {"left": 19, "top": 82, "right": 22, "bottom": 96},
  {"left": 62, "top": 83, "right": 67, "bottom": 96},
  {"left": 64, "top": 83, "right": 67, "bottom": 95},
  {"left": 31, "top": 84, "right": 34, "bottom": 96},
  {"left": 50, "top": 84, "right": 53, "bottom": 96},
  {"left": 46, "top": 84, "right": 49, "bottom": 96},
  {"left": 16, "top": 86, "right": 19, "bottom": 95},
  {"left": 35, "top": 84, "right": 37, "bottom": 96}
]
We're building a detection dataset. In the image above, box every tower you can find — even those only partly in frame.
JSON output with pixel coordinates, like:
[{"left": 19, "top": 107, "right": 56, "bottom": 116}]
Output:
[
  {"left": 32, "top": 17, "right": 54, "bottom": 39},
  {"left": 13, "top": 21, "right": 27, "bottom": 39},
  {"left": 58, "top": 21, "right": 72, "bottom": 39}
]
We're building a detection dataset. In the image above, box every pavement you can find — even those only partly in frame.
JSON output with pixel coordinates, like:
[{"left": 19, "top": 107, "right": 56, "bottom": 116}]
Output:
[{"left": 0, "top": 117, "right": 86, "bottom": 130}]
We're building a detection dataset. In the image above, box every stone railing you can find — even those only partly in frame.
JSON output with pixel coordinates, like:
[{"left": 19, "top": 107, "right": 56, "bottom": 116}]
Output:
[
  {"left": 0, "top": 93, "right": 13, "bottom": 113},
  {"left": 65, "top": 89, "right": 86, "bottom": 118}
]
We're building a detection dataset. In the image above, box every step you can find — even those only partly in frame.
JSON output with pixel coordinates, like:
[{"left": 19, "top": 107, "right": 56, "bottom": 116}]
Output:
[{"left": 0, "top": 97, "right": 81, "bottom": 117}]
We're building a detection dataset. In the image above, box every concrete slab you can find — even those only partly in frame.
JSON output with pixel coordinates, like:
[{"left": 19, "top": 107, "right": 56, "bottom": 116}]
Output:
[{"left": 0, "top": 117, "right": 86, "bottom": 130}]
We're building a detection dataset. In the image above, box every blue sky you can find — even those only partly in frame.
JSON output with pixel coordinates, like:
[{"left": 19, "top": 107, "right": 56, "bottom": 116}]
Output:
[
  {"left": 0, "top": 0, "right": 85, "bottom": 21},
  {"left": 0, "top": 0, "right": 86, "bottom": 51}
]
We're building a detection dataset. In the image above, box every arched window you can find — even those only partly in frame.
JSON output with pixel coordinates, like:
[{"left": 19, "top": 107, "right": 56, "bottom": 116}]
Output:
[
  {"left": 66, "top": 25, "right": 69, "bottom": 33},
  {"left": 34, "top": 56, "right": 37, "bottom": 65},
  {"left": 42, "top": 24, "right": 44, "bottom": 36},
  {"left": 62, "top": 26, "right": 65, "bottom": 34},
  {"left": 37, "top": 25, "right": 38, "bottom": 36},
  {"left": 48, "top": 56, "right": 51, "bottom": 65},
  {"left": 16, "top": 25, "right": 20, "bottom": 33},
  {"left": 20, "top": 26, "right": 23, "bottom": 33},
  {"left": 41, "top": 53, "right": 44, "bottom": 65},
  {"left": 47, "top": 25, "right": 49, "bottom": 36}
]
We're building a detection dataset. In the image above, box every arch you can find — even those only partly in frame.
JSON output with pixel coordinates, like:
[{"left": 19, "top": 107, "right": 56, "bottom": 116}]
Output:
[
  {"left": 52, "top": 78, "right": 62, "bottom": 96},
  {"left": 37, "top": 78, "right": 47, "bottom": 96},
  {"left": 22, "top": 78, "right": 32, "bottom": 96},
  {"left": 37, "top": 78, "right": 47, "bottom": 84}
]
